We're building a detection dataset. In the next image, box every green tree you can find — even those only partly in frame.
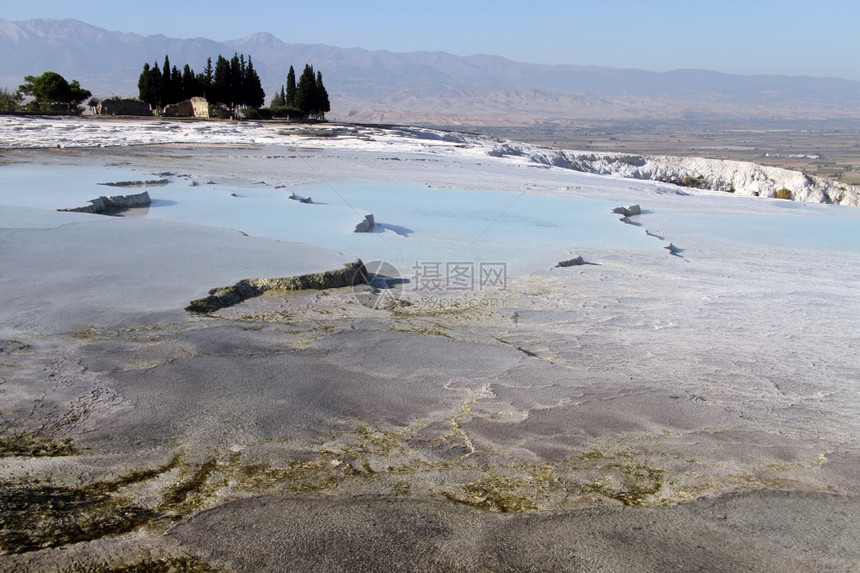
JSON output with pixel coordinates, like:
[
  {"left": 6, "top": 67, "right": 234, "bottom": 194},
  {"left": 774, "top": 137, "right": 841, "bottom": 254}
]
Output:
[
  {"left": 270, "top": 86, "right": 285, "bottom": 107},
  {"left": 18, "top": 71, "right": 91, "bottom": 111},
  {"left": 67, "top": 81, "right": 91, "bottom": 107},
  {"left": 198, "top": 57, "right": 214, "bottom": 99},
  {"left": 294, "top": 64, "right": 317, "bottom": 117},
  {"left": 285, "top": 65, "right": 297, "bottom": 108},
  {"left": 137, "top": 63, "right": 152, "bottom": 105},
  {"left": 138, "top": 61, "right": 162, "bottom": 109},
  {"left": 18, "top": 72, "right": 69, "bottom": 102},
  {"left": 269, "top": 63, "right": 330, "bottom": 119},
  {"left": 243, "top": 56, "right": 265, "bottom": 109},
  {"left": 212, "top": 55, "right": 230, "bottom": 106},
  {"left": 315, "top": 71, "right": 330, "bottom": 119},
  {"left": 136, "top": 52, "right": 266, "bottom": 114},
  {"left": 170, "top": 65, "right": 182, "bottom": 103},
  {"left": 182, "top": 64, "right": 201, "bottom": 100},
  {"left": 239, "top": 54, "right": 247, "bottom": 106},
  {"left": 161, "top": 55, "right": 173, "bottom": 105},
  {"left": 229, "top": 53, "right": 241, "bottom": 108}
]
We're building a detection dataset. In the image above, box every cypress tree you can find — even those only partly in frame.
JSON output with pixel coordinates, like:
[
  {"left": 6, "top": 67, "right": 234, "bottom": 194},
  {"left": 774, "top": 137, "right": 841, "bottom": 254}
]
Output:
[
  {"left": 182, "top": 64, "right": 200, "bottom": 99},
  {"left": 161, "top": 55, "right": 172, "bottom": 106},
  {"left": 136, "top": 52, "right": 290, "bottom": 113},
  {"left": 244, "top": 56, "right": 265, "bottom": 109},
  {"left": 239, "top": 54, "right": 247, "bottom": 107},
  {"left": 198, "top": 57, "right": 214, "bottom": 100},
  {"left": 149, "top": 60, "right": 163, "bottom": 108},
  {"left": 229, "top": 53, "right": 241, "bottom": 109},
  {"left": 285, "top": 66, "right": 296, "bottom": 108},
  {"left": 213, "top": 55, "right": 230, "bottom": 106},
  {"left": 170, "top": 66, "right": 182, "bottom": 103},
  {"left": 295, "top": 64, "right": 317, "bottom": 117},
  {"left": 138, "top": 62, "right": 152, "bottom": 106},
  {"left": 315, "top": 71, "right": 330, "bottom": 119}
]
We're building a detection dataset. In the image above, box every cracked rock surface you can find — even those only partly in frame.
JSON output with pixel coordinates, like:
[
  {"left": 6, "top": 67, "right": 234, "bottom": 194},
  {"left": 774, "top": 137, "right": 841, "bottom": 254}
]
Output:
[{"left": 1, "top": 140, "right": 858, "bottom": 571}]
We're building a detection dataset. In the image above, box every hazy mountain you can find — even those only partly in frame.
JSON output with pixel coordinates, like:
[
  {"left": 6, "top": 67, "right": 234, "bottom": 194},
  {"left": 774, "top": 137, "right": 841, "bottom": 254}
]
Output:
[{"left": 3, "top": 18, "right": 859, "bottom": 124}]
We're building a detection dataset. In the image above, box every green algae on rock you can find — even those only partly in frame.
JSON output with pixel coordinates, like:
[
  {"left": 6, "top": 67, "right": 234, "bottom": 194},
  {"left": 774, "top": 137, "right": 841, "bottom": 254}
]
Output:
[
  {"left": 0, "top": 432, "right": 76, "bottom": 458},
  {"left": 186, "top": 259, "right": 368, "bottom": 314}
]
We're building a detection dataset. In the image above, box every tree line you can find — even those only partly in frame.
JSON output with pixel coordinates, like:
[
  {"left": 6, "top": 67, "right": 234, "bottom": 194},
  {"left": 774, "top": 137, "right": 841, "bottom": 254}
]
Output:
[
  {"left": 137, "top": 55, "right": 331, "bottom": 119},
  {"left": 1, "top": 56, "right": 332, "bottom": 120},
  {"left": 138, "top": 53, "right": 265, "bottom": 112},
  {"left": 269, "top": 64, "right": 330, "bottom": 119}
]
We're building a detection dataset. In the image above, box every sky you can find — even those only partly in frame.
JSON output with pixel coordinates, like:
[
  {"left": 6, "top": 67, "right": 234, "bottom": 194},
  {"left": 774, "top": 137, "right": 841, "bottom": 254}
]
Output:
[{"left": 4, "top": 0, "right": 860, "bottom": 80}]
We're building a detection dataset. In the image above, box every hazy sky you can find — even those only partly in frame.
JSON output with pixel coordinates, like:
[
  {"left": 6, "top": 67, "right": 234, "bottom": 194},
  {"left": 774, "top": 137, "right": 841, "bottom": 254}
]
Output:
[{"left": 5, "top": 0, "right": 860, "bottom": 80}]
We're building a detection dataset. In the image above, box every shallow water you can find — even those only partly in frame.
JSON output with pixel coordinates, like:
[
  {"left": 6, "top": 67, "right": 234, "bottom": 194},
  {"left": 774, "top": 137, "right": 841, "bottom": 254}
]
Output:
[
  {"left": 3, "top": 164, "right": 859, "bottom": 279},
  {"left": 0, "top": 165, "right": 651, "bottom": 274},
  {"left": 648, "top": 207, "right": 860, "bottom": 252},
  {"left": 0, "top": 164, "right": 147, "bottom": 210},
  {"left": 276, "top": 179, "right": 654, "bottom": 273}
]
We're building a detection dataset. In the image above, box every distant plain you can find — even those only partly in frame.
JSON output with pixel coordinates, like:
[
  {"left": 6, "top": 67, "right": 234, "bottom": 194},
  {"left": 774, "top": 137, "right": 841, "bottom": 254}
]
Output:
[{"left": 457, "top": 118, "right": 860, "bottom": 187}]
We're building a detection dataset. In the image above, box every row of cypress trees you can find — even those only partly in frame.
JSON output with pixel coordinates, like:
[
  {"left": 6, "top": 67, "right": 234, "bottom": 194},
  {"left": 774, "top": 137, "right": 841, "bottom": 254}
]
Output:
[
  {"left": 138, "top": 53, "right": 265, "bottom": 111},
  {"left": 269, "top": 64, "right": 330, "bottom": 120}
]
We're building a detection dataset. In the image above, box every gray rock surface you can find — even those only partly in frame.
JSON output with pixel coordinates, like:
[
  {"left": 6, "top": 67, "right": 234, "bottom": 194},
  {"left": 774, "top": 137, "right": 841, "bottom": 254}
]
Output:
[
  {"left": 1, "top": 140, "right": 857, "bottom": 573},
  {"left": 354, "top": 213, "right": 375, "bottom": 232},
  {"left": 169, "top": 490, "right": 858, "bottom": 573},
  {"left": 556, "top": 255, "right": 585, "bottom": 267},
  {"left": 612, "top": 204, "right": 641, "bottom": 217},
  {"left": 58, "top": 190, "right": 152, "bottom": 214}
]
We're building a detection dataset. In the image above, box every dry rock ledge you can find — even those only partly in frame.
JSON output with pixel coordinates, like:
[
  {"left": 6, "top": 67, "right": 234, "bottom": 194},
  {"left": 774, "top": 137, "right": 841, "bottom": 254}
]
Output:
[
  {"left": 59, "top": 190, "right": 152, "bottom": 214},
  {"left": 186, "top": 259, "right": 368, "bottom": 314}
]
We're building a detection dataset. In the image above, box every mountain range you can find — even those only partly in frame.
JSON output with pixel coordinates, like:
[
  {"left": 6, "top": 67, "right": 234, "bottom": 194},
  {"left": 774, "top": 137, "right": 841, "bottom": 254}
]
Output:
[{"left": 2, "top": 18, "right": 860, "bottom": 125}]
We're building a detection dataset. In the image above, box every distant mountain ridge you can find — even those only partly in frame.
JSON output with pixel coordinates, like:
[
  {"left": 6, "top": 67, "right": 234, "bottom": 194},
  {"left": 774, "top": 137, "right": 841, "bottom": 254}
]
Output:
[{"left": 2, "top": 18, "right": 860, "bottom": 124}]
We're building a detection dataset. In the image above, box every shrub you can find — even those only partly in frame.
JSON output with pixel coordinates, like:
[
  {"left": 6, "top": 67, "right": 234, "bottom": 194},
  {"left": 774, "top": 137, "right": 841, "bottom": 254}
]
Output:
[
  {"left": 775, "top": 188, "right": 792, "bottom": 200},
  {"left": 268, "top": 105, "right": 307, "bottom": 119},
  {"left": 614, "top": 155, "right": 646, "bottom": 167},
  {"left": 0, "top": 87, "right": 21, "bottom": 111},
  {"left": 678, "top": 175, "right": 710, "bottom": 189},
  {"left": 207, "top": 104, "right": 230, "bottom": 119}
]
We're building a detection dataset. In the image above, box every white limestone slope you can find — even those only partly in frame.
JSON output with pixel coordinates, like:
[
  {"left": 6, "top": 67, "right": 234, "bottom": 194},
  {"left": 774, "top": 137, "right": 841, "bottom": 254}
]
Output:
[
  {"left": 1, "top": 116, "right": 857, "bottom": 206},
  {"left": 487, "top": 140, "right": 860, "bottom": 206}
]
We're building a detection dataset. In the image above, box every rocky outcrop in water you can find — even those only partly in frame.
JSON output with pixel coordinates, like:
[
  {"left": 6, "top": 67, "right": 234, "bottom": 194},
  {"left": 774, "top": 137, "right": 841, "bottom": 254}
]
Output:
[
  {"left": 58, "top": 191, "right": 151, "bottom": 214},
  {"left": 289, "top": 193, "right": 313, "bottom": 204},
  {"left": 665, "top": 243, "right": 684, "bottom": 256},
  {"left": 556, "top": 256, "right": 585, "bottom": 267},
  {"left": 612, "top": 205, "right": 641, "bottom": 217},
  {"left": 99, "top": 179, "right": 168, "bottom": 188},
  {"left": 354, "top": 214, "right": 375, "bottom": 232}
]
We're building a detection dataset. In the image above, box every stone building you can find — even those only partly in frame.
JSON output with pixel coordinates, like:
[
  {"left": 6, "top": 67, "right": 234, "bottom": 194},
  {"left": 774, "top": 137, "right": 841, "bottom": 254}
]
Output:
[
  {"left": 190, "top": 97, "right": 209, "bottom": 118},
  {"left": 96, "top": 99, "right": 152, "bottom": 116},
  {"left": 162, "top": 97, "right": 209, "bottom": 118}
]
